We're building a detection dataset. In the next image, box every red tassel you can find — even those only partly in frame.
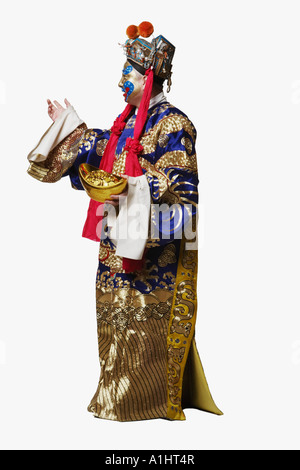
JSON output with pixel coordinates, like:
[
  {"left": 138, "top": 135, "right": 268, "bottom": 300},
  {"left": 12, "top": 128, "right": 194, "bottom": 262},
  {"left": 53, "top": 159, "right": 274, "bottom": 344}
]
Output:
[
  {"left": 82, "top": 68, "right": 154, "bottom": 274},
  {"left": 122, "top": 68, "right": 154, "bottom": 272},
  {"left": 82, "top": 104, "right": 134, "bottom": 242}
]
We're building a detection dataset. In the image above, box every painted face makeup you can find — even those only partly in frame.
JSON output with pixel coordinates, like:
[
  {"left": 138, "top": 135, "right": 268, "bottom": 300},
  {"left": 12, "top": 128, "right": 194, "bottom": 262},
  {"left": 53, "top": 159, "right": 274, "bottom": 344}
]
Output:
[
  {"left": 123, "top": 64, "right": 133, "bottom": 75},
  {"left": 118, "top": 62, "right": 145, "bottom": 105},
  {"left": 123, "top": 80, "right": 134, "bottom": 100}
]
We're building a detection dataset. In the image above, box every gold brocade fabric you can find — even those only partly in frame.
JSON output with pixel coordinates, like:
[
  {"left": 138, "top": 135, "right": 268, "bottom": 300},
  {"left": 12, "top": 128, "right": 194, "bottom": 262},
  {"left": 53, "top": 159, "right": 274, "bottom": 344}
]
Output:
[
  {"left": 166, "top": 241, "right": 198, "bottom": 420},
  {"left": 88, "top": 315, "right": 169, "bottom": 421},
  {"left": 27, "top": 123, "right": 88, "bottom": 183},
  {"left": 88, "top": 238, "right": 222, "bottom": 421}
]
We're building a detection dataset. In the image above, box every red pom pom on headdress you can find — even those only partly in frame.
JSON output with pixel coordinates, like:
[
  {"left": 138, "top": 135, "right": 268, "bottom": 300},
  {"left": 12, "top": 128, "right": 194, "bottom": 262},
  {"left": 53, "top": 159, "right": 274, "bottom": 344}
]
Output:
[
  {"left": 126, "top": 25, "right": 139, "bottom": 39},
  {"left": 138, "top": 21, "right": 154, "bottom": 38},
  {"left": 126, "top": 22, "right": 154, "bottom": 40}
]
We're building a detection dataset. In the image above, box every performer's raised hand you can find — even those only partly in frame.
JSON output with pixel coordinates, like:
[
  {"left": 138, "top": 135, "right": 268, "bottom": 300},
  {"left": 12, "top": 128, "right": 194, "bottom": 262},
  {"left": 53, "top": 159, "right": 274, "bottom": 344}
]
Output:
[{"left": 47, "top": 98, "right": 71, "bottom": 122}]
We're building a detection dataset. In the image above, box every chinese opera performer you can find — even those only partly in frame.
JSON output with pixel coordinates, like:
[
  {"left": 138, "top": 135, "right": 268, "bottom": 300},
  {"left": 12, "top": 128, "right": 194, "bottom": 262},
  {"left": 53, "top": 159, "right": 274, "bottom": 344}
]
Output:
[{"left": 27, "top": 22, "right": 222, "bottom": 421}]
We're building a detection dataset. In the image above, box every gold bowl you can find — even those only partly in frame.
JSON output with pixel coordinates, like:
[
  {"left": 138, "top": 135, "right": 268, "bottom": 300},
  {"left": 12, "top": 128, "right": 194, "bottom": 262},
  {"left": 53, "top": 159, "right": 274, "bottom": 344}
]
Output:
[{"left": 79, "top": 163, "right": 127, "bottom": 203}]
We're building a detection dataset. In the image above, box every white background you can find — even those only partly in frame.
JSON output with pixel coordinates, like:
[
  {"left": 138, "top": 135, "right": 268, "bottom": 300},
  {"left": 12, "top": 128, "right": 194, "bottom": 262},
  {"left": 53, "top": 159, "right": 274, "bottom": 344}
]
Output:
[{"left": 0, "top": 0, "right": 300, "bottom": 450}]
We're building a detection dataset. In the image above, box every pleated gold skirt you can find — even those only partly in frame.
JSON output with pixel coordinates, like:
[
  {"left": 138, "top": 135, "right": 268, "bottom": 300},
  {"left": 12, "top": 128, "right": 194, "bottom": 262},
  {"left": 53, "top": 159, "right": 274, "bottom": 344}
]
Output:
[{"left": 88, "top": 240, "right": 222, "bottom": 421}]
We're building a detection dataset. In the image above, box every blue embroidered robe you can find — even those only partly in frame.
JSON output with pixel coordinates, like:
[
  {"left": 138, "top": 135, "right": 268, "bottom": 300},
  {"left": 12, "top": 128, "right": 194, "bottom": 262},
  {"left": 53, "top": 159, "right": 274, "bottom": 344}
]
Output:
[{"left": 27, "top": 100, "right": 222, "bottom": 421}]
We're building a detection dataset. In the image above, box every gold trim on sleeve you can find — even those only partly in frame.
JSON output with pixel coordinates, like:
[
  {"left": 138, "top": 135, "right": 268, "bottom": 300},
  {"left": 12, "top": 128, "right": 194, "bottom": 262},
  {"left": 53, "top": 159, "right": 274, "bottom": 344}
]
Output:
[{"left": 27, "top": 123, "right": 87, "bottom": 183}]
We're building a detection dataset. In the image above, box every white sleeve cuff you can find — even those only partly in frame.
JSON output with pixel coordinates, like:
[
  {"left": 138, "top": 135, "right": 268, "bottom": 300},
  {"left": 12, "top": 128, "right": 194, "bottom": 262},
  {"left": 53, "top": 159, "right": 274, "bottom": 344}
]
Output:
[
  {"left": 109, "top": 175, "right": 151, "bottom": 261},
  {"left": 27, "top": 106, "right": 84, "bottom": 163}
]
